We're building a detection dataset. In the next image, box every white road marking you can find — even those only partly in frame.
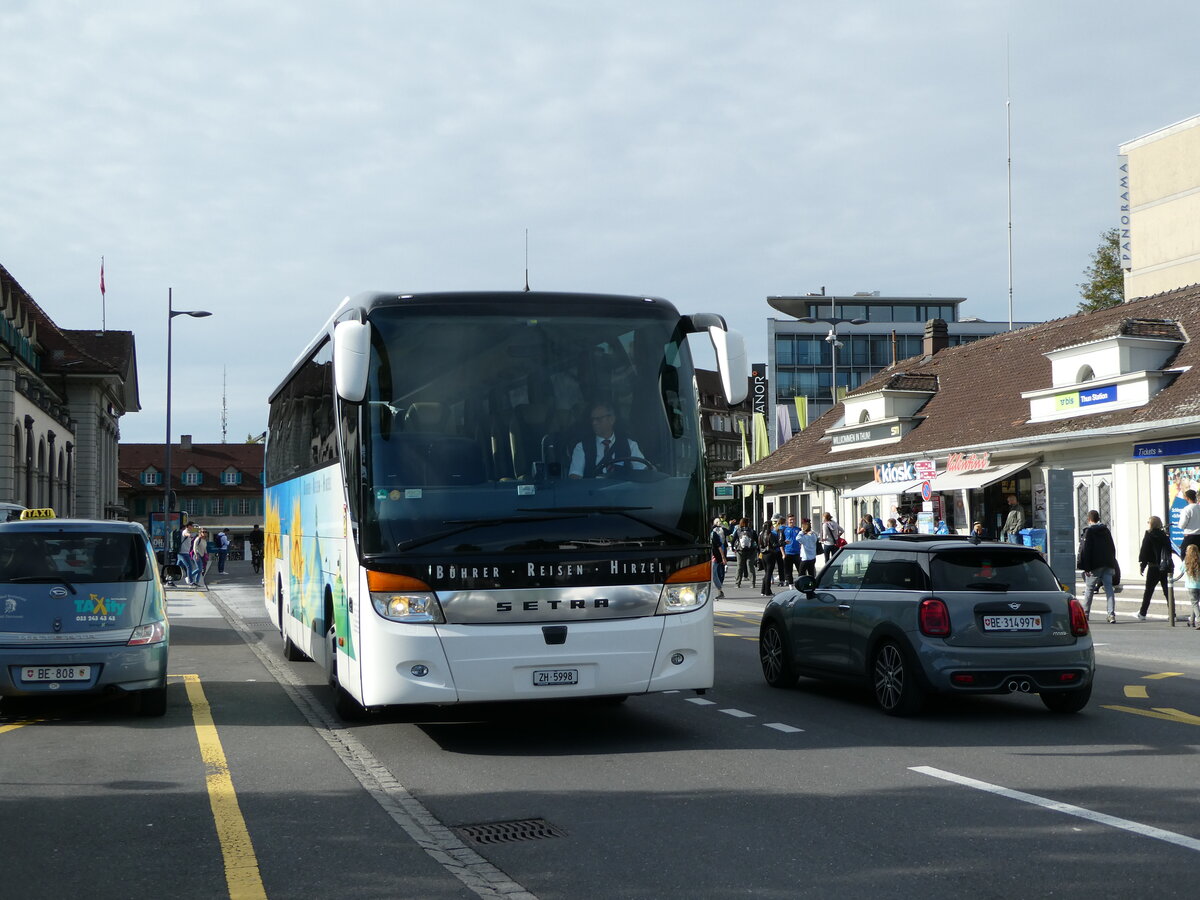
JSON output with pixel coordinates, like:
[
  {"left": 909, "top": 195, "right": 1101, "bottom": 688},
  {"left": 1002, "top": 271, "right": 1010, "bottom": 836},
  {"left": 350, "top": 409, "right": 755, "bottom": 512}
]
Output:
[
  {"left": 911, "top": 766, "right": 1200, "bottom": 853},
  {"left": 764, "top": 723, "right": 804, "bottom": 733},
  {"left": 719, "top": 708, "right": 754, "bottom": 718},
  {"left": 686, "top": 698, "right": 717, "bottom": 706}
]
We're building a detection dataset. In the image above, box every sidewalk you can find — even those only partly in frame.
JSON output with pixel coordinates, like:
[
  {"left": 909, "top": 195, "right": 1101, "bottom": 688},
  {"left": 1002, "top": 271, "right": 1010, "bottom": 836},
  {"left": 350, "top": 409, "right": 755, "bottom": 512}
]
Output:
[{"left": 712, "top": 562, "right": 1197, "bottom": 627}]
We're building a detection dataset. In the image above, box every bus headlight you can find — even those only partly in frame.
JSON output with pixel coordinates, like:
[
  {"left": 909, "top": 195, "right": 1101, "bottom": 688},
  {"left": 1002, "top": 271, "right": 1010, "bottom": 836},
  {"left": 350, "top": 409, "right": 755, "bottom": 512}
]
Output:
[
  {"left": 656, "top": 582, "right": 710, "bottom": 615},
  {"left": 370, "top": 591, "right": 445, "bottom": 624}
]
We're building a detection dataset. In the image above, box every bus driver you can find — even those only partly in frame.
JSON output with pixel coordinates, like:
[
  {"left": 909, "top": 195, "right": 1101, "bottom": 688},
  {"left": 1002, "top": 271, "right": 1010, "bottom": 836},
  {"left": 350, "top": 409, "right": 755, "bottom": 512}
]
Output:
[{"left": 568, "top": 402, "right": 647, "bottom": 478}]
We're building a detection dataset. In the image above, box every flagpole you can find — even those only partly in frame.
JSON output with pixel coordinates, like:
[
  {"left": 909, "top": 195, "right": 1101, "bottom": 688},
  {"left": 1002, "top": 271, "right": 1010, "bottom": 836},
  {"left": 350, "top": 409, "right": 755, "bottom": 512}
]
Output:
[{"left": 100, "top": 256, "right": 106, "bottom": 332}]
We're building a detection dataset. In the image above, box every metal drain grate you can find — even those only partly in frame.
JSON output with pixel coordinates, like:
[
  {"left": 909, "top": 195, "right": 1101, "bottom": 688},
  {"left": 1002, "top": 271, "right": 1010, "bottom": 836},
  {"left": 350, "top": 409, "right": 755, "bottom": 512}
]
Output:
[{"left": 455, "top": 818, "right": 567, "bottom": 845}]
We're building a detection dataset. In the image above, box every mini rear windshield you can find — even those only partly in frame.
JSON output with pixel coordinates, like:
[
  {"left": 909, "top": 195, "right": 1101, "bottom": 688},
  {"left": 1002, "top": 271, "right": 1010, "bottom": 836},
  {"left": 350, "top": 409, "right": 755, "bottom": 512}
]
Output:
[
  {"left": 930, "top": 550, "right": 1061, "bottom": 593},
  {"left": 0, "top": 532, "right": 152, "bottom": 584}
]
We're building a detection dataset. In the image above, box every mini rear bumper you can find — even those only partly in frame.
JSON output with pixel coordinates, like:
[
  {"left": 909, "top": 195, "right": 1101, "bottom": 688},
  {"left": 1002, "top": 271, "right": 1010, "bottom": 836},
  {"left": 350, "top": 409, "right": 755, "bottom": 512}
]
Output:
[{"left": 913, "top": 639, "right": 1094, "bottom": 695}]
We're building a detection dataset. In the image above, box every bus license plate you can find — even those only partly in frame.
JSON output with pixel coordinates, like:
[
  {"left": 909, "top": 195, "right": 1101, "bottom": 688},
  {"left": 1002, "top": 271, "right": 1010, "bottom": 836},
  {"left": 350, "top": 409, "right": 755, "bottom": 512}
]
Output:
[
  {"left": 532, "top": 668, "right": 578, "bottom": 686},
  {"left": 22, "top": 665, "right": 91, "bottom": 682},
  {"left": 982, "top": 615, "right": 1042, "bottom": 632}
]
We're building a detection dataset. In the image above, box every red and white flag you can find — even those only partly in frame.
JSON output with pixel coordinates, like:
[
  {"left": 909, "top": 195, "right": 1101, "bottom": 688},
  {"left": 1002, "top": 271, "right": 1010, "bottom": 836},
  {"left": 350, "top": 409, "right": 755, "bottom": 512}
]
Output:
[{"left": 100, "top": 257, "right": 106, "bottom": 297}]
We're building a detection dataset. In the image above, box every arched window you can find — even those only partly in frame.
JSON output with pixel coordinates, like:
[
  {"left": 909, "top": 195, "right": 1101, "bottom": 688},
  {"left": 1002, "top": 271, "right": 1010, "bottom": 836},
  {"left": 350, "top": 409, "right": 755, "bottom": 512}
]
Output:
[
  {"left": 858, "top": 410, "right": 871, "bottom": 424},
  {"left": 1077, "top": 365, "right": 1095, "bottom": 383}
]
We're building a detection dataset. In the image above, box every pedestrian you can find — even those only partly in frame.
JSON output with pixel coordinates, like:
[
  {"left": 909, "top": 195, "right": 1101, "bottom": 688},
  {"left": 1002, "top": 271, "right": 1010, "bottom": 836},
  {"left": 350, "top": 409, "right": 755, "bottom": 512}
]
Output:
[
  {"left": 1183, "top": 544, "right": 1200, "bottom": 629},
  {"left": 190, "top": 526, "right": 210, "bottom": 587},
  {"left": 1179, "top": 489, "right": 1200, "bottom": 558},
  {"left": 179, "top": 522, "right": 197, "bottom": 583},
  {"left": 1077, "top": 509, "right": 1118, "bottom": 623},
  {"left": 710, "top": 517, "right": 728, "bottom": 600},
  {"left": 968, "top": 521, "right": 986, "bottom": 544},
  {"left": 759, "top": 515, "right": 782, "bottom": 596},
  {"left": 880, "top": 518, "right": 899, "bottom": 535},
  {"left": 732, "top": 518, "right": 758, "bottom": 589},
  {"left": 215, "top": 528, "right": 230, "bottom": 574},
  {"left": 1137, "top": 516, "right": 1174, "bottom": 621},
  {"left": 819, "top": 512, "right": 843, "bottom": 562},
  {"left": 796, "top": 519, "right": 819, "bottom": 579},
  {"left": 856, "top": 514, "right": 877, "bottom": 540},
  {"left": 1000, "top": 494, "right": 1026, "bottom": 544},
  {"left": 935, "top": 519, "right": 950, "bottom": 535},
  {"left": 780, "top": 514, "right": 801, "bottom": 586}
]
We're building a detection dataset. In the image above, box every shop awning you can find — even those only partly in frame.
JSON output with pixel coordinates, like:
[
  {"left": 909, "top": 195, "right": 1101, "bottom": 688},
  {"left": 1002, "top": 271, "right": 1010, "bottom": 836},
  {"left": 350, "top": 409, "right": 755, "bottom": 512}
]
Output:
[
  {"left": 926, "top": 458, "right": 1038, "bottom": 493},
  {"left": 843, "top": 478, "right": 925, "bottom": 498}
]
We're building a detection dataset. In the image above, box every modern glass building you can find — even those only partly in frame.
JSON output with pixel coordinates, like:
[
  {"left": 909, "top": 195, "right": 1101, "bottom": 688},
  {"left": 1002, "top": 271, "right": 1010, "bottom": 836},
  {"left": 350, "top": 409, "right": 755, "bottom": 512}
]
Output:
[{"left": 767, "top": 293, "right": 1032, "bottom": 439}]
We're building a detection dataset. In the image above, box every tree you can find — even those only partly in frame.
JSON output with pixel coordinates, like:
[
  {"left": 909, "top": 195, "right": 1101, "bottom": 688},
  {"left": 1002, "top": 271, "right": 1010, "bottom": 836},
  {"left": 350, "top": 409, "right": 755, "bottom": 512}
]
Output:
[{"left": 1077, "top": 227, "right": 1125, "bottom": 313}]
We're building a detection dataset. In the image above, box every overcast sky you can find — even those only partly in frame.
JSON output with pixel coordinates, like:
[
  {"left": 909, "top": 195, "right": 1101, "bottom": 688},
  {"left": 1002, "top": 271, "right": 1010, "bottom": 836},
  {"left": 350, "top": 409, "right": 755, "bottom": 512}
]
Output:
[{"left": 2, "top": 1, "right": 1197, "bottom": 444}]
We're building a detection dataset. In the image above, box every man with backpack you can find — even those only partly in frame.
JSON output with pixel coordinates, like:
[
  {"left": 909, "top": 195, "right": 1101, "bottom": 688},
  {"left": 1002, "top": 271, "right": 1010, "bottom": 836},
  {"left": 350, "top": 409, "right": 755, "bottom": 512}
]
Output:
[
  {"left": 732, "top": 517, "right": 758, "bottom": 589},
  {"left": 759, "top": 515, "right": 783, "bottom": 597}
]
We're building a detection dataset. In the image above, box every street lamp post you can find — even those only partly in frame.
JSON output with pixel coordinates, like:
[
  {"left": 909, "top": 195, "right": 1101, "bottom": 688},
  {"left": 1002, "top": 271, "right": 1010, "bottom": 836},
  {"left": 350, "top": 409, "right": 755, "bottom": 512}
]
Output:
[
  {"left": 163, "top": 288, "right": 212, "bottom": 560},
  {"left": 798, "top": 300, "right": 867, "bottom": 414}
]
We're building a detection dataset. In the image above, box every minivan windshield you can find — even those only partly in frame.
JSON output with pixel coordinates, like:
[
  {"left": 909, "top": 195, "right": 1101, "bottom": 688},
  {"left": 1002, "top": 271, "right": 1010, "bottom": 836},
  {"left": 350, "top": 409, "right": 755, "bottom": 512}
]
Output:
[
  {"left": 0, "top": 532, "right": 152, "bottom": 584},
  {"left": 931, "top": 550, "right": 1061, "bottom": 592}
]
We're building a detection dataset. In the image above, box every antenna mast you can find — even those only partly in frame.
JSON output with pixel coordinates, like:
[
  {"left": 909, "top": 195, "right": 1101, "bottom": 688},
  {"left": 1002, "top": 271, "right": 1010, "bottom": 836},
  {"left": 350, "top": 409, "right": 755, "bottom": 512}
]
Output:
[
  {"left": 1006, "top": 36, "right": 1014, "bottom": 331},
  {"left": 221, "top": 367, "right": 228, "bottom": 443},
  {"left": 523, "top": 229, "right": 530, "bottom": 292}
]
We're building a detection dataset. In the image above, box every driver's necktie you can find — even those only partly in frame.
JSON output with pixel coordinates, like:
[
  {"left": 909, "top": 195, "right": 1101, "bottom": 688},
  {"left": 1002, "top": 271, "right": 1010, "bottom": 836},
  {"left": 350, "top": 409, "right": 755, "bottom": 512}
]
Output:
[{"left": 600, "top": 438, "right": 612, "bottom": 469}]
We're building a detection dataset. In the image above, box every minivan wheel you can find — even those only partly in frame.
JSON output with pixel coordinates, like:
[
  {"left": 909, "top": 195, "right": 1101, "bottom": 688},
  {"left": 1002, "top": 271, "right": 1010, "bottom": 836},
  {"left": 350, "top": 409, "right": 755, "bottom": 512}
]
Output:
[
  {"left": 1041, "top": 684, "right": 1091, "bottom": 714},
  {"left": 872, "top": 641, "right": 924, "bottom": 716},
  {"left": 759, "top": 620, "right": 798, "bottom": 688}
]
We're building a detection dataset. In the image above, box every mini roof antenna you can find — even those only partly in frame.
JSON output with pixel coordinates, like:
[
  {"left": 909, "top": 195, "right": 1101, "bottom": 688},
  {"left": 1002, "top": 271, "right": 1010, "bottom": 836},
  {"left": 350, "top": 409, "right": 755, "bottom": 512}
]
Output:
[{"left": 523, "top": 229, "right": 530, "bottom": 292}]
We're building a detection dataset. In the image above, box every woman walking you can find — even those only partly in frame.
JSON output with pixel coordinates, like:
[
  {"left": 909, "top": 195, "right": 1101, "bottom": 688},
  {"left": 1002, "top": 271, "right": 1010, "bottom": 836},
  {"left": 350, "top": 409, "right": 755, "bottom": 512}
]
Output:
[
  {"left": 819, "top": 512, "right": 843, "bottom": 564},
  {"left": 732, "top": 518, "right": 758, "bottom": 589},
  {"left": 1137, "top": 515, "right": 1173, "bottom": 621}
]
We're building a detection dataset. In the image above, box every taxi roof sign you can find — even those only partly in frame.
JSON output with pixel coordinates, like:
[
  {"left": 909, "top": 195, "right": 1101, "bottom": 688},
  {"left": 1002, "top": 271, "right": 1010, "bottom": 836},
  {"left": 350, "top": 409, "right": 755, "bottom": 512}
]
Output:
[{"left": 19, "top": 508, "right": 56, "bottom": 520}]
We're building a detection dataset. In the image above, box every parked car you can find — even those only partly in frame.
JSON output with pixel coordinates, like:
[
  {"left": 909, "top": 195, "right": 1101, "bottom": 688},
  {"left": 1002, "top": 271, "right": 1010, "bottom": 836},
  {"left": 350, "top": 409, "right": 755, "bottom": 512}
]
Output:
[
  {"left": 758, "top": 539, "right": 1093, "bottom": 715},
  {"left": 0, "top": 512, "right": 169, "bottom": 716}
]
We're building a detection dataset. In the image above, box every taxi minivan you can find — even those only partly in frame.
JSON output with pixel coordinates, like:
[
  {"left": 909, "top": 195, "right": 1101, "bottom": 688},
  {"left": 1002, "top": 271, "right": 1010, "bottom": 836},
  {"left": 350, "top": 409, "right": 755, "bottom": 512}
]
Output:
[{"left": 0, "top": 512, "right": 169, "bottom": 716}]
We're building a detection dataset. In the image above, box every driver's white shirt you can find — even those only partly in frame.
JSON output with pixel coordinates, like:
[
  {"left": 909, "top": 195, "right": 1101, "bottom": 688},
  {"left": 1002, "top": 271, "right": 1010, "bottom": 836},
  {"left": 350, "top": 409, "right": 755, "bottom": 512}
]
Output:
[{"left": 569, "top": 434, "right": 646, "bottom": 477}]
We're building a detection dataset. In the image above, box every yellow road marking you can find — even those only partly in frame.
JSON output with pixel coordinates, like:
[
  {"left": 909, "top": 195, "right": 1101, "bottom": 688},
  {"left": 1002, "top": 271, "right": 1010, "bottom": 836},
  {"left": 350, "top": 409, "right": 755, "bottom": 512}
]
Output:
[
  {"left": 1144, "top": 672, "right": 1183, "bottom": 680},
  {"left": 179, "top": 674, "right": 267, "bottom": 900},
  {"left": 0, "top": 719, "right": 41, "bottom": 734},
  {"left": 1104, "top": 705, "right": 1200, "bottom": 726},
  {"left": 1124, "top": 685, "right": 1149, "bottom": 699},
  {"left": 1152, "top": 707, "right": 1200, "bottom": 725}
]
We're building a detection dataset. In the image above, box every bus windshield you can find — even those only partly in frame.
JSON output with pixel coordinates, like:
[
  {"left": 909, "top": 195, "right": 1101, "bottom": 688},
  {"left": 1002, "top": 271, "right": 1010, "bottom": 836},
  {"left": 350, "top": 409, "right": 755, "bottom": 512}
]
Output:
[{"left": 355, "top": 301, "right": 706, "bottom": 556}]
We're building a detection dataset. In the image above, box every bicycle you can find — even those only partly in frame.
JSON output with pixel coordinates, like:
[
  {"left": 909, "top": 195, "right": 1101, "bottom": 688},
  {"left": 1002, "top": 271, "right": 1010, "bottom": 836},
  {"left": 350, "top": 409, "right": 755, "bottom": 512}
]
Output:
[{"left": 251, "top": 546, "right": 263, "bottom": 575}]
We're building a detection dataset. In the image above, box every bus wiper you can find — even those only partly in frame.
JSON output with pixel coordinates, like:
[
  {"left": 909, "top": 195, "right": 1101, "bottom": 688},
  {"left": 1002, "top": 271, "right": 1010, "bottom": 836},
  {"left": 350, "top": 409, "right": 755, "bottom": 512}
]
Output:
[
  {"left": 7, "top": 576, "right": 77, "bottom": 594},
  {"left": 519, "top": 506, "right": 692, "bottom": 542},
  {"left": 395, "top": 514, "right": 585, "bottom": 552}
]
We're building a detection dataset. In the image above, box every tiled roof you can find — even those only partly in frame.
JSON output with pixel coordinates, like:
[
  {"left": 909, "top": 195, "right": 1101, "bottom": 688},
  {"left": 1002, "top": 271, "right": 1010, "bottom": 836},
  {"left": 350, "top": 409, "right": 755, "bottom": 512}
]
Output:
[
  {"left": 735, "top": 284, "right": 1200, "bottom": 480},
  {"left": 119, "top": 442, "right": 264, "bottom": 493}
]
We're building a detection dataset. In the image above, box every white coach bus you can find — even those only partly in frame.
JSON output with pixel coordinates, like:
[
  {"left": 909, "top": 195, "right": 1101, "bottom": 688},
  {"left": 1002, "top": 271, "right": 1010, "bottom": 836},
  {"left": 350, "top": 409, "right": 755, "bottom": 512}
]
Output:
[{"left": 264, "top": 291, "right": 746, "bottom": 718}]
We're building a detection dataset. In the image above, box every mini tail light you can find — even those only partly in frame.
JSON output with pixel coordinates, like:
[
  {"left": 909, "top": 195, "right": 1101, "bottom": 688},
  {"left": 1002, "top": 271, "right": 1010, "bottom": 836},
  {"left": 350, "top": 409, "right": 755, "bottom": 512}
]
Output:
[
  {"left": 919, "top": 597, "right": 951, "bottom": 637},
  {"left": 951, "top": 673, "right": 975, "bottom": 685},
  {"left": 1067, "top": 597, "right": 1089, "bottom": 637},
  {"left": 1059, "top": 672, "right": 1079, "bottom": 683}
]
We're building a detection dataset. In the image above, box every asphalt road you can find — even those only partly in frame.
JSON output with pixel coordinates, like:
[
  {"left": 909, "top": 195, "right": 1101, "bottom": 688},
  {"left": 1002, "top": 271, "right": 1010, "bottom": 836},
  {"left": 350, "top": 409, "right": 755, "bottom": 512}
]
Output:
[{"left": 3, "top": 563, "right": 1199, "bottom": 899}]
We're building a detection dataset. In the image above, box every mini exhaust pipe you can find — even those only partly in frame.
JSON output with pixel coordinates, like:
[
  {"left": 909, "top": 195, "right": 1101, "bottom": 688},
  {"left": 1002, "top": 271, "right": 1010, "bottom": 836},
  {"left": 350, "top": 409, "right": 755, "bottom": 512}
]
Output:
[{"left": 1006, "top": 679, "right": 1033, "bottom": 693}]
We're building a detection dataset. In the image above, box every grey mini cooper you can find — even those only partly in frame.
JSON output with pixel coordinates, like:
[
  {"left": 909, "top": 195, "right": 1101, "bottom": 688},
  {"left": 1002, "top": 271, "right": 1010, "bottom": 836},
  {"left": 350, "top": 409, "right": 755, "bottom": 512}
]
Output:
[{"left": 758, "top": 540, "right": 1094, "bottom": 715}]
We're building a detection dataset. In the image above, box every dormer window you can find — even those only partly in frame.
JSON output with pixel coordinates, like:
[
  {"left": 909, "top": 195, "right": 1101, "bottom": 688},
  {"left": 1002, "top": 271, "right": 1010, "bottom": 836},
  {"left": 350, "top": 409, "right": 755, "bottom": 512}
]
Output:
[
  {"left": 1076, "top": 365, "right": 1095, "bottom": 382},
  {"left": 858, "top": 410, "right": 871, "bottom": 424},
  {"left": 182, "top": 469, "right": 202, "bottom": 486}
]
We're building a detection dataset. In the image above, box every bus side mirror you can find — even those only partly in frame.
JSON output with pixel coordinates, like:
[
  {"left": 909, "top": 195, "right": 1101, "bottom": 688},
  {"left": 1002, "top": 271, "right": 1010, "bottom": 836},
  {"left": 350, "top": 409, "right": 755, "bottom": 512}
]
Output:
[
  {"left": 334, "top": 320, "right": 371, "bottom": 402},
  {"left": 709, "top": 325, "right": 748, "bottom": 404}
]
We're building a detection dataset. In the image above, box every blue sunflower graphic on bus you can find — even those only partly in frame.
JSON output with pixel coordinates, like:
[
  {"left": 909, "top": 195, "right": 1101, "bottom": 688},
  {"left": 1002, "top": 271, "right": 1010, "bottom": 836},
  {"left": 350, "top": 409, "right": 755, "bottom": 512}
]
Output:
[{"left": 265, "top": 466, "right": 355, "bottom": 661}]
